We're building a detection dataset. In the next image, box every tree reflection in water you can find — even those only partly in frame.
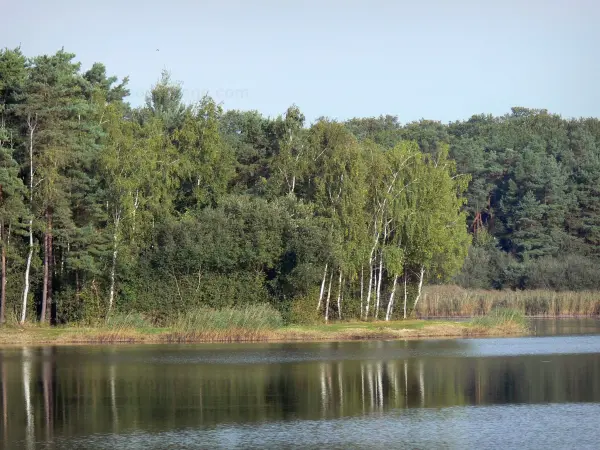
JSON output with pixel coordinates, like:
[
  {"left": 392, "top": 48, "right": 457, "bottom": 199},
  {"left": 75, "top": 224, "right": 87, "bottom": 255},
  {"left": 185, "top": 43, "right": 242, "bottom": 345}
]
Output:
[{"left": 0, "top": 341, "right": 598, "bottom": 448}]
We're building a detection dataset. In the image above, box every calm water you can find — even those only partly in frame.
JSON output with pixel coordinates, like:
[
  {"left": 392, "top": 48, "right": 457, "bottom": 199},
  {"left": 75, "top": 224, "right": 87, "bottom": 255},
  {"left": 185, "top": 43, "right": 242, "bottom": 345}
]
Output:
[{"left": 0, "top": 319, "right": 599, "bottom": 449}]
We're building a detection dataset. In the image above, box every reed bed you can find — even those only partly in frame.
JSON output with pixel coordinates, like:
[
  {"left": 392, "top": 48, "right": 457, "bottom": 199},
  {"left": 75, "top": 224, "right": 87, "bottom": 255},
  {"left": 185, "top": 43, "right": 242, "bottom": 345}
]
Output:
[
  {"left": 418, "top": 285, "right": 600, "bottom": 317},
  {"left": 165, "top": 303, "right": 284, "bottom": 342}
]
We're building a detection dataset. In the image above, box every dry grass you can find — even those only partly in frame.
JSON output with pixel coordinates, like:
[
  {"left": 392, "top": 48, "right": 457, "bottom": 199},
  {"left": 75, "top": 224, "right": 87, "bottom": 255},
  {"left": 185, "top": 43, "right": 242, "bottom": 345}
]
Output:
[
  {"left": 0, "top": 317, "right": 527, "bottom": 346},
  {"left": 418, "top": 285, "right": 600, "bottom": 317}
]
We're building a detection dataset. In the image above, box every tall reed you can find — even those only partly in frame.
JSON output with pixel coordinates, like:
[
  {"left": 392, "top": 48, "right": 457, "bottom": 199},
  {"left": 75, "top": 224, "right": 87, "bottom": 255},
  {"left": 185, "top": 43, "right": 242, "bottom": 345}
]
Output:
[
  {"left": 418, "top": 285, "right": 600, "bottom": 317},
  {"left": 166, "top": 303, "right": 284, "bottom": 342}
]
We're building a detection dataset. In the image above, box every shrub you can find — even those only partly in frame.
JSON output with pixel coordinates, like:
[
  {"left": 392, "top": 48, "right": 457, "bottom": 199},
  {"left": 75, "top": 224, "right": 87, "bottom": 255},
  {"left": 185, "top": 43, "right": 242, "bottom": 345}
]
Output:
[{"left": 287, "top": 289, "right": 321, "bottom": 325}]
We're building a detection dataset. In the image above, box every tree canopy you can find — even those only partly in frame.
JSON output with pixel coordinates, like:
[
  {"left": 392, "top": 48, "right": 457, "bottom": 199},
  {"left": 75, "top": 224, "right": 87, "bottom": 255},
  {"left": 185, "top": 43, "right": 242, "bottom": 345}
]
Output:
[{"left": 1, "top": 48, "right": 598, "bottom": 325}]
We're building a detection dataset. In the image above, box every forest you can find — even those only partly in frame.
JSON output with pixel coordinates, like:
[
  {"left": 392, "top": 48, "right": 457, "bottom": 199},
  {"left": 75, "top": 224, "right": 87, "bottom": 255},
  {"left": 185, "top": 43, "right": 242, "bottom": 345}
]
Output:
[{"left": 1, "top": 48, "right": 600, "bottom": 326}]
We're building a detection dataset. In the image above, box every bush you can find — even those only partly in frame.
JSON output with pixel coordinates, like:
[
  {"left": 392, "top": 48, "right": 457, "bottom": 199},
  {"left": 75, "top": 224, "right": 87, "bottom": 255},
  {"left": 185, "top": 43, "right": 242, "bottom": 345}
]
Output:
[
  {"left": 55, "top": 285, "right": 105, "bottom": 325},
  {"left": 287, "top": 289, "right": 321, "bottom": 325},
  {"left": 119, "top": 271, "right": 270, "bottom": 324}
]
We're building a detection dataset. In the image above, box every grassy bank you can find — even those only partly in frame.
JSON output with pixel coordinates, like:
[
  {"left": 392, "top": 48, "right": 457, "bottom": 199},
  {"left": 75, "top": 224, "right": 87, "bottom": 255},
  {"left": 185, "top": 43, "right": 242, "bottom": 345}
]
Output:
[
  {"left": 418, "top": 285, "right": 600, "bottom": 317},
  {"left": 0, "top": 306, "right": 529, "bottom": 345}
]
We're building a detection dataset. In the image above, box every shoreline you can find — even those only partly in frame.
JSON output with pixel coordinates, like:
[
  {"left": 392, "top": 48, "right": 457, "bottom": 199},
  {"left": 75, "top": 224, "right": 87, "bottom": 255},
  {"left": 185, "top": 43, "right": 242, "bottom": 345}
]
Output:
[
  {"left": 418, "top": 314, "right": 599, "bottom": 319},
  {"left": 0, "top": 319, "right": 529, "bottom": 347}
]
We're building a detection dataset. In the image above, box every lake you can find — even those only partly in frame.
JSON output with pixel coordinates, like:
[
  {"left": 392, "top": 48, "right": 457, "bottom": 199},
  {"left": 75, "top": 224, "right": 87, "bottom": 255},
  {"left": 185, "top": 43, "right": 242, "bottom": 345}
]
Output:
[{"left": 1, "top": 318, "right": 599, "bottom": 449}]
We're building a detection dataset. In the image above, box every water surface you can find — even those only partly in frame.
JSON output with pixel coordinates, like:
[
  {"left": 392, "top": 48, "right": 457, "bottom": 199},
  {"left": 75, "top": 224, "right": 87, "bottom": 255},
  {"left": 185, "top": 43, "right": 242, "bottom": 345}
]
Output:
[{"left": 0, "top": 318, "right": 599, "bottom": 449}]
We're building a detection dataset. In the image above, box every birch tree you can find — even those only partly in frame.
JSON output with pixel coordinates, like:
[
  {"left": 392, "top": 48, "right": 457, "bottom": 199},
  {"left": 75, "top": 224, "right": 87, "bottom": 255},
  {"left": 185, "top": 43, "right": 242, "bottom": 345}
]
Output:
[
  {"left": 100, "top": 104, "right": 164, "bottom": 313},
  {"left": 174, "top": 95, "right": 235, "bottom": 211},
  {"left": 309, "top": 120, "right": 367, "bottom": 321},
  {"left": 402, "top": 144, "right": 470, "bottom": 316},
  {"left": 271, "top": 105, "right": 308, "bottom": 196}
]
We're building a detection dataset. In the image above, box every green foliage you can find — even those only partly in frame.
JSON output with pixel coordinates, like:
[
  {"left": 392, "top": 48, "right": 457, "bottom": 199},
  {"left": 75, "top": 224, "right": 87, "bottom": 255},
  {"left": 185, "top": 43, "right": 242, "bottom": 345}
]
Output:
[
  {"left": 287, "top": 288, "right": 322, "bottom": 325},
  {"left": 5, "top": 46, "right": 600, "bottom": 327}
]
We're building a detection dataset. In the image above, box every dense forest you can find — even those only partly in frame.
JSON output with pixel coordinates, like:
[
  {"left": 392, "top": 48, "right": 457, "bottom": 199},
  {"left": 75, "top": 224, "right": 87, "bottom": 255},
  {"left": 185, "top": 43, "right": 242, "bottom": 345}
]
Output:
[{"left": 1, "top": 48, "right": 599, "bottom": 325}]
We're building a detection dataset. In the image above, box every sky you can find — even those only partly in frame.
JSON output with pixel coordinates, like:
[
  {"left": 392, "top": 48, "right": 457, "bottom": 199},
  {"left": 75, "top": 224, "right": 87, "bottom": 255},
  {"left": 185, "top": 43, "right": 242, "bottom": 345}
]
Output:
[{"left": 4, "top": 0, "right": 599, "bottom": 124}]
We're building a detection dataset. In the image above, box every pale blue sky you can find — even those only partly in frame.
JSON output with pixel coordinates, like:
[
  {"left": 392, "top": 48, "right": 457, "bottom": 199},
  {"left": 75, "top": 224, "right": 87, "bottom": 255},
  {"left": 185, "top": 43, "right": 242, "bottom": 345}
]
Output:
[{"left": 4, "top": 0, "right": 599, "bottom": 124}]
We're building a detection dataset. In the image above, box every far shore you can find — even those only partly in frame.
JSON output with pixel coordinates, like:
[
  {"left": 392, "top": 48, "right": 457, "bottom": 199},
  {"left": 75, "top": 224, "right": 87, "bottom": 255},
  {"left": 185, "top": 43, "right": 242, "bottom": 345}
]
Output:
[{"left": 0, "top": 319, "right": 529, "bottom": 346}]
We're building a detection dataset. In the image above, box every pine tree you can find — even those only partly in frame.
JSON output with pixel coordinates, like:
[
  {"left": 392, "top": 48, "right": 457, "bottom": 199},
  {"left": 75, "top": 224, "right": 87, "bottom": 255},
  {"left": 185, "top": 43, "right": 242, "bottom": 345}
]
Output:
[{"left": 16, "top": 49, "right": 91, "bottom": 322}]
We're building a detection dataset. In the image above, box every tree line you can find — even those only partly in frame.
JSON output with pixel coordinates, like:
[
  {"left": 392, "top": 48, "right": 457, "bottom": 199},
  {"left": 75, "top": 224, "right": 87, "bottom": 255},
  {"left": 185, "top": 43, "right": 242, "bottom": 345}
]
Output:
[
  {"left": 0, "top": 48, "right": 598, "bottom": 325},
  {"left": 347, "top": 107, "right": 600, "bottom": 291}
]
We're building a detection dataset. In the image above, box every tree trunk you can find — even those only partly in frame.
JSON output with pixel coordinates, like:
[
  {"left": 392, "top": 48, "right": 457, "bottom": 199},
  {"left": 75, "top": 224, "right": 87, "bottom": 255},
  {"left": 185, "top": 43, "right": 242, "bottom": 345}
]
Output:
[
  {"left": 108, "top": 213, "right": 120, "bottom": 314},
  {"left": 364, "top": 228, "right": 380, "bottom": 319},
  {"left": 75, "top": 270, "right": 80, "bottom": 301},
  {"left": 403, "top": 273, "right": 408, "bottom": 319},
  {"left": 21, "top": 120, "right": 36, "bottom": 325},
  {"left": 108, "top": 247, "right": 118, "bottom": 315},
  {"left": 47, "top": 215, "right": 53, "bottom": 323},
  {"left": 40, "top": 212, "right": 54, "bottom": 323},
  {"left": 21, "top": 230, "right": 33, "bottom": 325},
  {"left": 0, "top": 229, "right": 6, "bottom": 325},
  {"left": 325, "top": 271, "right": 333, "bottom": 323},
  {"left": 365, "top": 264, "right": 374, "bottom": 319},
  {"left": 41, "top": 224, "right": 48, "bottom": 323},
  {"left": 360, "top": 266, "right": 364, "bottom": 319},
  {"left": 336, "top": 270, "right": 343, "bottom": 320},
  {"left": 375, "top": 252, "right": 383, "bottom": 319},
  {"left": 131, "top": 189, "right": 139, "bottom": 240},
  {"left": 317, "top": 263, "right": 328, "bottom": 311},
  {"left": 385, "top": 275, "right": 398, "bottom": 321},
  {"left": 340, "top": 286, "right": 344, "bottom": 321},
  {"left": 412, "top": 266, "right": 425, "bottom": 316}
]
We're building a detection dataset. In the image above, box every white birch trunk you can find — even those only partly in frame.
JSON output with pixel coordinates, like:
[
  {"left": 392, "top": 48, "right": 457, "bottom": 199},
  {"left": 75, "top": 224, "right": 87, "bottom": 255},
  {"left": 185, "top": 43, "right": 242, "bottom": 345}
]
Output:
[
  {"left": 375, "top": 252, "right": 383, "bottom": 319},
  {"left": 21, "top": 121, "right": 35, "bottom": 325},
  {"left": 20, "top": 230, "right": 33, "bottom": 325},
  {"left": 364, "top": 227, "right": 380, "bottom": 319},
  {"left": 360, "top": 266, "right": 364, "bottom": 319},
  {"left": 336, "top": 270, "right": 343, "bottom": 320},
  {"left": 385, "top": 275, "right": 398, "bottom": 321},
  {"left": 324, "top": 271, "right": 333, "bottom": 323},
  {"left": 108, "top": 212, "right": 120, "bottom": 314},
  {"left": 317, "top": 263, "right": 328, "bottom": 311},
  {"left": 365, "top": 263, "right": 374, "bottom": 319},
  {"left": 412, "top": 266, "right": 425, "bottom": 316},
  {"left": 131, "top": 189, "right": 139, "bottom": 238},
  {"left": 403, "top": 274, "right": 408, "bottom": 319},
  {"left": 375, "top": 222, "right": 389, "bottom": 320}
]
